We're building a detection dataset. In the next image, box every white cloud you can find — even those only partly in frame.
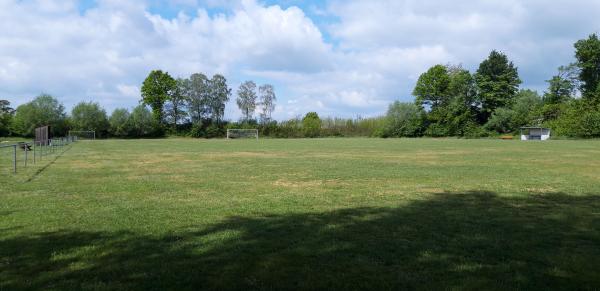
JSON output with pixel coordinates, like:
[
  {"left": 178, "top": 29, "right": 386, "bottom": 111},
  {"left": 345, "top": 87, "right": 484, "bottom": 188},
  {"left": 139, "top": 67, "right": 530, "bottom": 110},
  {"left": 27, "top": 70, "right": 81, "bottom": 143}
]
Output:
[{"left": 0, "top": 0, "right": 599, "bottom": 120}]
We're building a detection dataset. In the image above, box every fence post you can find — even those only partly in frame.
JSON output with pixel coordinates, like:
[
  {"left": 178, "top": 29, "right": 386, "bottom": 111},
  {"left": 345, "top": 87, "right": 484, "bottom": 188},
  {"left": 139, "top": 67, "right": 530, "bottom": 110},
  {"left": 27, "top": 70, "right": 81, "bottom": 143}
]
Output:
[
  {"left": 24, "top": 145, "right": 28, "bottom": 167},
  {"left": 13, "top": 145, "right": 17, "bottom": 173},
  {"left": 33, "top": 142, "right": 36, "bottom": 164}
]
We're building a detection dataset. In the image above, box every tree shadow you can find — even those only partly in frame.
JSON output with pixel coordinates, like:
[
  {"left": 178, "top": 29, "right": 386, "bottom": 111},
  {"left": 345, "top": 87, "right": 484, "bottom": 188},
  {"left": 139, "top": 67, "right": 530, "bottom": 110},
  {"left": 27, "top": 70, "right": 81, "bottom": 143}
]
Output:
[{"left": 1, "top": 191, "right": 599, "bottom": 290}]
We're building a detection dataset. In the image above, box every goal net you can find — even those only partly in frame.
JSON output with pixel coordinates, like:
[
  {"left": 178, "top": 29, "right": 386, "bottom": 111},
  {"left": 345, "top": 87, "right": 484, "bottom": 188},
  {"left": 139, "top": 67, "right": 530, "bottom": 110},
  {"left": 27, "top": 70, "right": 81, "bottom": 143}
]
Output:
[
  {"left": 69, "top": 130, "right": 96, "bottom": 140},
  {"left": 227, "top": 129, "right": 258, "bottom": 140}
]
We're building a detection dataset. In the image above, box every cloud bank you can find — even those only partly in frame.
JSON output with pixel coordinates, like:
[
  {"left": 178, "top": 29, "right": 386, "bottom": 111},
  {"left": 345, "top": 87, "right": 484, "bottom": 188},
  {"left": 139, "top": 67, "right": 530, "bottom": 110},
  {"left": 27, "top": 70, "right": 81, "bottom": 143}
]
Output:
[{"left": 0, "top": 0, "right": 598, "bottom": 120}]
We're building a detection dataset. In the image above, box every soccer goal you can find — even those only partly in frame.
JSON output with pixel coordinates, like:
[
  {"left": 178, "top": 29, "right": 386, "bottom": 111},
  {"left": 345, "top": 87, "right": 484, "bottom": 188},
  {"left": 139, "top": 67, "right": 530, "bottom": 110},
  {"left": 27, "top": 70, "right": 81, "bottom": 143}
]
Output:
[
  {"left": 69, "top": 130, "right": 96, "bottom": 140},
  {"left": 226, "top": 129, "right": 258, "bottom": 140}
]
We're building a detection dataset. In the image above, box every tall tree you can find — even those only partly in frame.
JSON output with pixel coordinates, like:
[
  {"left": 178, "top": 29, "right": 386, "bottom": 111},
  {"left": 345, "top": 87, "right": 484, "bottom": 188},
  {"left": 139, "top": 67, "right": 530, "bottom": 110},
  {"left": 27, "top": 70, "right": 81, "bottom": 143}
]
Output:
[
  {"left": 71, "top": 101, "right": 109, "bottom": 137},
  {"left": 0, "top": 100, "right": 14, "bottom": 136},
  {"left": 544, "top": 64, "right": 579, "bottom": 104},
  {"left": 413, "top": 64, "right": 451, "bottom": 110},
  {"left": 209, "top": 74, "right": 231, "bottom": 123},
  {"left": 11, "top": 94, "right": 68, "bottom": 136},
  {"left": 474, "top": 50, "right": 521, "bottom": 122},
  {"left": 164, "top": 78, "right": 189, "bottom": 128},
  {"left": 258, "top": 84, "right": 276, "bottom": 123},
  {"left": 574, "top": 33, "right": 600, "bottom": 100},
  {"left": 444, "top": 65, "right": 479, "bottom": 135},
  {"left": 236, "top": 81, "right": 257, "bottom": 122},
  {"left": 187, "top": 73, "right": 211, "bottom": 124},
  {"left": 140, "top": 70, "right": 176, "bottom": 125}
]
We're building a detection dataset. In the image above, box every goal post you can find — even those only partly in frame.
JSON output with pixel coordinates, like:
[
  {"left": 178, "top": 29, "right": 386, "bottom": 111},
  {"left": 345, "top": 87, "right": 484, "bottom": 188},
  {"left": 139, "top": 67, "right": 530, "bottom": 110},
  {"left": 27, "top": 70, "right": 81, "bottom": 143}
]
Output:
[
  {"left": 226, "top": 129, "right": 258, "bottom": 140},
  {"left": 68, "top": 130, "right": 96, "bottom": 140}
]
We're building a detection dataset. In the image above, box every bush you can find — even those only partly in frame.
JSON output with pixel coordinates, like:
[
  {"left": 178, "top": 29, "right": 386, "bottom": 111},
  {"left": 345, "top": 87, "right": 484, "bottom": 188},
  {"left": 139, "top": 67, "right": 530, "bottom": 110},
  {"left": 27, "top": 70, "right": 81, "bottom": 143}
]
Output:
[
  {"left": 109, "top": 108, "right": 132, "bottom": 137},
  {"left": 71, "top": 102, "right": 110, "bottom": 137},
  {"left": 11, "top": 94, "right": 69, "bottom": 137},
  {"left": 302, "top": 112, "right": 321, "bottom": 138},
  {"left": 383, "top": 102, "right": 424, "bottom": 137},
  {"left": 205, "top": 123, "right": 224, "bottom": 138},
  {"left": 189, "top": 122, "right": 205, "bottom": 138}
]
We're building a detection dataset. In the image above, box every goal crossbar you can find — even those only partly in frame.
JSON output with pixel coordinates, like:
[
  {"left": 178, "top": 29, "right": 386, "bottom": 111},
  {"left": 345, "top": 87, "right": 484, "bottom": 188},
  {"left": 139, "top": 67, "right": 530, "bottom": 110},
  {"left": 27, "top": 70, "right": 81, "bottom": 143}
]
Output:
[
  {"left": 226, "top": 129, "right": 258, "bottom": 140},
  {"left": 68, "top": 130, "right": 96, "bottom": 140}
]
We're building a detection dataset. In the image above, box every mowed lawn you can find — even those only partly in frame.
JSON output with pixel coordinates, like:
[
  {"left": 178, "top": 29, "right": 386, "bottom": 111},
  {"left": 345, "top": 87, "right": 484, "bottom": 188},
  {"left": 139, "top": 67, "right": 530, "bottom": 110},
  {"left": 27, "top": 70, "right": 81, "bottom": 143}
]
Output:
[{"left": 1, "top": 138, "right": 600, "bottom": 290}]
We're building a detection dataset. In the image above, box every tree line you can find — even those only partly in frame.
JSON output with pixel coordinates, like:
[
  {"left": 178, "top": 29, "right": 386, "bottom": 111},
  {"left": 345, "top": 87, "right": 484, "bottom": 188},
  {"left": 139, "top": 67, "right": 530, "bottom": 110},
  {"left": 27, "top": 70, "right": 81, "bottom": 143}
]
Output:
[
  {"left": 378, "top": 33, "right": 600, "bottom": 138},
  {"left": 1, "top": 33, "right": 599, "bottom": 139}
]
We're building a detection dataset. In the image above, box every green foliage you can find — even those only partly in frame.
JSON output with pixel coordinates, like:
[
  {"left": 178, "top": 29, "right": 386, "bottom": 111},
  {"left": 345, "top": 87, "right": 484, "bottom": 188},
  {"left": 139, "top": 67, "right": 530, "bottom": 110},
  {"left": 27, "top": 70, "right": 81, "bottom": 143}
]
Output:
[
  {"left": 474, "top": 50, "right": 522, "bottom": 121},
  {"left": 109, "top": 108, "right": 132, "bottom": 137},
  {"left": 485, "top": 89, "right": 542, "bottom": 133},
  {"left": 185, "top": 73, "right": 211, "bottom": 124},
  {"left": 11, "top": 94, "right": 68, "bottom": 137},
  {"left": 209, "top": 74, "right": 231, "bottom": 123},
  {"left": 258, "top": 84, "right": 276, "bottom": 124},
  {"left": 381, "top": 102, "right": 424, "bottom": 137},
  {"left": 274, "top": 118, "right": 302, "bottom": 138},
  {"left": 412, "top": 64, "right": 479, "bottom": 137},
  {"left": 320, "top": 116, "right": 385, "bottom": 137},
  {"left": 302, "top": 112, "right": 321, "bottom": 138},
  {"left": 129, "top": 105, "right": 156, "bottom": 137},
  {"left": 546, "top": 100, "right": 600, "bottom": 138},
  {"left": 413, "top": 65, "right": 450, "bottom": 109},
  {"left": 71, "top": 102, "right": 109, "bottom": 137},
  {"left": 0, "top": 100, "right": 14, "bottom": 136},
  {"left": 205, "top": 123, "right": 224, "bottom": 138},
  {"left": 141, "top": 70, "right": 177, "bottom": 127},
  {"left": 543, "top": 64, "right": 578, "bottom": 104},
  {"left": 236, "top": 81, "right": 257, "bottom": 121},
  {"left": 164, "top": 78, "right": 189, "bottom": 129},
  {"left": 574, "top": 34, "right": 600, "bottom": 100}
]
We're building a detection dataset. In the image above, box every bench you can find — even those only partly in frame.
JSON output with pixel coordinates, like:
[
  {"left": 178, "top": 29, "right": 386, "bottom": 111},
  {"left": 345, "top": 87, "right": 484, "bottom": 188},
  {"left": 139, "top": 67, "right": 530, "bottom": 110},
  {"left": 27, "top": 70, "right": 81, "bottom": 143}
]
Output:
[
  {"left": 18, "top": 142, "right": 32, "bottom": 151},
  {"left": 500, "top": 135, "right": 513, "bottom": 140}
]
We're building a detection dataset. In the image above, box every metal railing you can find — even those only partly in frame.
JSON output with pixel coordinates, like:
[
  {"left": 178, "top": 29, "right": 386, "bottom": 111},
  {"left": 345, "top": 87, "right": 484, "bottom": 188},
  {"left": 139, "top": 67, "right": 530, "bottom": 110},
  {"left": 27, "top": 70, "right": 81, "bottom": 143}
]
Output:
[{"left": 0, "top": 136, "right": 77, "bottom": 174}]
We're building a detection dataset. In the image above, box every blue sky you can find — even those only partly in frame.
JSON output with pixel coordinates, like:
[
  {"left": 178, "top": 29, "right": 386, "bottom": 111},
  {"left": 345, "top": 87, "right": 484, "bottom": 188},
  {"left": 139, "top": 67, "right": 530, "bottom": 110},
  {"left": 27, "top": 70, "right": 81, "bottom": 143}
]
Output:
[{"left": 1, "top": 0, "right": 599, "bottom": 120}]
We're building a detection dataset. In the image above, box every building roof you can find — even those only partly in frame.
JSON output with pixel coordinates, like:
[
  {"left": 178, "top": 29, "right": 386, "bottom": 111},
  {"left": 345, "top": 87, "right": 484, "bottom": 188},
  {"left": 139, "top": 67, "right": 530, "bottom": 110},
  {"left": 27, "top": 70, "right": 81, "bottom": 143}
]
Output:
[{"left": 520, "top": 126, "right": 550, "bottom": 130}]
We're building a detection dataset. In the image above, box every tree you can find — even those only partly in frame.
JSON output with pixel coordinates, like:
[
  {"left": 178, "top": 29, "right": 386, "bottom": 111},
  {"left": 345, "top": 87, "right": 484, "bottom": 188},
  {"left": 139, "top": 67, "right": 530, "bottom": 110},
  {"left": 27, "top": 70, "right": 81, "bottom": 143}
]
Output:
[
  {"left": 164, "top": 78, "right": 189, "bottom": 129},
  {"left": 484, "top": 89, "right": 542, "bottom": 133},
  {"left": 413, "top": 64, "right": 479, "bottom": 136},
  {"left": 208, "top": 74, "right": 231, "bottom": 124},
  {"left": 109, "top": 108, "right": 132, "bottom": 137},
  {"left": 413, "top": 64, "right": 451, "bottom": 110},
  {"left": 11, "top": 94, "right": 68, "bottom": 137},
  {"left": 0, "top": 100, "right": 14, "bottom": 136},
  {"left": 129, "top": 105, "right": 155, "bottom": 137},
  {"left": 474, "top": 50, "right": 521, "bottom": 122},
  {"left": 302, "top": 112, "right": 321, "bottom": 138},
  {"left": 236, "top": 81, "right": 257, "bottom": 122},
  {"left": 382, "top": 101, "right": 425, "bottom": 137},
  {"left": 71, "top": 101, "right": 109, "bottom": 137},
  {"left": 140, "top": 70, "right": 177, "bottom": 126},
  {"left": 544, "top": 64, "right": 579, "bottom": 104},
  {"left": 258, "top": 84, "right": 276, "bottom": 124},
  {"left": 186, "top": 73, "right": 211, "bottom": 124},
  {"left": 574, "top": 34, "right": 600, "bottom": 100}
]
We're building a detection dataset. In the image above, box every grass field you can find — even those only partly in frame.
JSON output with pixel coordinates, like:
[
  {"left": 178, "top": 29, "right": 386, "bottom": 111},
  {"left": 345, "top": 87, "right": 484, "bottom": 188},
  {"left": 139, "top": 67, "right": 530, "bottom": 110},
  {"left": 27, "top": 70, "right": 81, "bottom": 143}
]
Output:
[{"left": 1, "top": 138, "right": 600, "bottom": 290}]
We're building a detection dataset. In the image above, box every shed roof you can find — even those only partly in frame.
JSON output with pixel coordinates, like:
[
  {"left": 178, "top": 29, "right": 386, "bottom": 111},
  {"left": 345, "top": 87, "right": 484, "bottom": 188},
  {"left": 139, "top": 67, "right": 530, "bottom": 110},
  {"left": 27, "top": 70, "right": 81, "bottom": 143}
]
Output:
[{"left": 520, "top": 127, "right": 550, "bottom": 130}]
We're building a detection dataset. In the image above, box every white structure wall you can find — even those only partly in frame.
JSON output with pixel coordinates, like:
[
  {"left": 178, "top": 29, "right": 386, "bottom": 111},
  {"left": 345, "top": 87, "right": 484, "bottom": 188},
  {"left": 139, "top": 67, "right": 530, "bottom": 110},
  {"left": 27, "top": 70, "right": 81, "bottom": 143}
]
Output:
[{"left": 521, "top": 128, "right": 551, "bottom": 141}]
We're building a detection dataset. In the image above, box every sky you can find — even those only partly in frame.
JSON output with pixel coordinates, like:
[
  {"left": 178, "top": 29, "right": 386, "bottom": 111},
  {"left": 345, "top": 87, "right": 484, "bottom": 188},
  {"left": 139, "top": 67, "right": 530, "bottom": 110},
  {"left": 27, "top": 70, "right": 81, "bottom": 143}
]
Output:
[{"left": 0, "top": 0, "right": 599, "bottom": 121}]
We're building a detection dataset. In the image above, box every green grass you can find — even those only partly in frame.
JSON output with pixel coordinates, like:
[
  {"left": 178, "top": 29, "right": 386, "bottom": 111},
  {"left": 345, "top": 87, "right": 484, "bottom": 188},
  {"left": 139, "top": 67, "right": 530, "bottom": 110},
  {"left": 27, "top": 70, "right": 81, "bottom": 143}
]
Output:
[{"left": 1, "top": 138, "right": 600, "bottom": 290}]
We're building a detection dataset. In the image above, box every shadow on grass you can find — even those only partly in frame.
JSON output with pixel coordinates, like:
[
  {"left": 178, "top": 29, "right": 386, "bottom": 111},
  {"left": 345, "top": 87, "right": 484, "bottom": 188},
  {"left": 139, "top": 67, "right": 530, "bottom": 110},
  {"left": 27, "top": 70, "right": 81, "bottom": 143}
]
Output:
[
  {"left": 1, "top": 191, "right": 599, "bottom": 290},
  {"left": 25, "top": 146, "right": 72, "bottom": 182}
]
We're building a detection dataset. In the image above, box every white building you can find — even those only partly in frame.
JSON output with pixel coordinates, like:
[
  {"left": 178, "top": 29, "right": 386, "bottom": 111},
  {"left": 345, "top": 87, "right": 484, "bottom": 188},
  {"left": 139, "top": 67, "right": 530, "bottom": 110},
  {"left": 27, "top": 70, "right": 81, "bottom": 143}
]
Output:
[{"left": 520, "top": 127, "right": 551, "bottom": 141}]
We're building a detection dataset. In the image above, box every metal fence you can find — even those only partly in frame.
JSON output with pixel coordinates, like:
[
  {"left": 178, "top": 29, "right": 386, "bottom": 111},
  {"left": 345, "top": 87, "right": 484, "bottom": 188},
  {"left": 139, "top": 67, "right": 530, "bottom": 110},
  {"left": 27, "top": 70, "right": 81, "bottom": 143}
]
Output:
[{"left": 0, "top": 136, "right": 77, "bottom": 175}]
